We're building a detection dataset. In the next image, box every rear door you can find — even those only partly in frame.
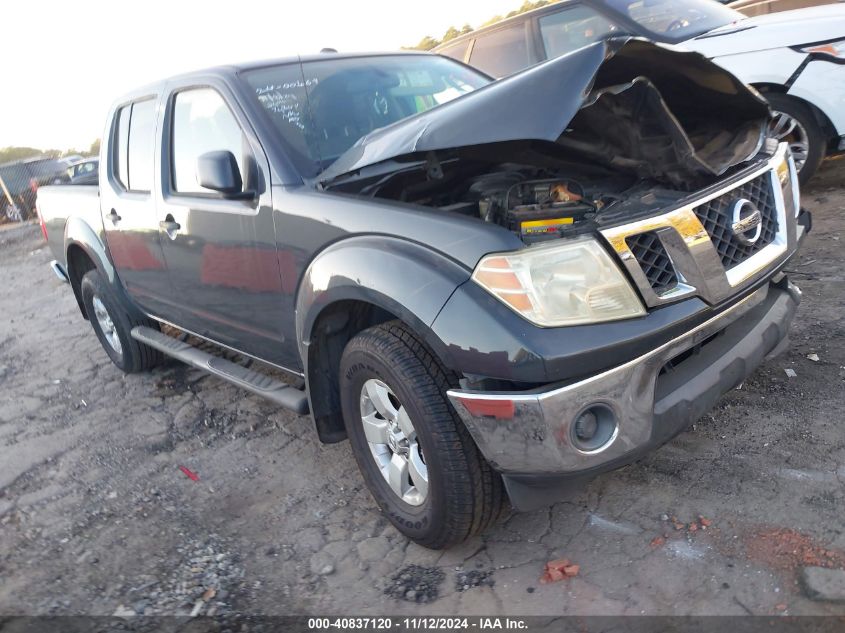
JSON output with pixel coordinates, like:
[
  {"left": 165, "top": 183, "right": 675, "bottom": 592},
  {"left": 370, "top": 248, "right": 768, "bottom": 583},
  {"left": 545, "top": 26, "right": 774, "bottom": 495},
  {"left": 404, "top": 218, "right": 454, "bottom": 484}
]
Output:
[
  {"left": 100, "top": 92, "right": 174, "bottom": 317},
  {"left": 154, "top": 80, "right": 292, "bottom": 367}
]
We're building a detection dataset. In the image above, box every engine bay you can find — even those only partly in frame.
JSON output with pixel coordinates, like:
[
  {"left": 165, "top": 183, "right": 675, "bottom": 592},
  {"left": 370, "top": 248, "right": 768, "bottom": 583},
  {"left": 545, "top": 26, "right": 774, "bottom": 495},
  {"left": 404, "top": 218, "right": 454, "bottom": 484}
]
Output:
[
  {"left": 329, "top": 148, "right": 714, "bottom": 245},
  {"left": 462, "top": 172, "right": 598, "bottom": 243},
  {"left": 316, "top": 39, "right": 773, "bottom": 245}
]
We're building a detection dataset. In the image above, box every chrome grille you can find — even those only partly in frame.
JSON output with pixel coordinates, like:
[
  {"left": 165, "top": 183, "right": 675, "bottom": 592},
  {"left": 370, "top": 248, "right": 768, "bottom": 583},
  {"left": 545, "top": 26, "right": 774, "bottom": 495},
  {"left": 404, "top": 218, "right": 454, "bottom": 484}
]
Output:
[
  {"left": 692, "top": 172, "right": 778, "bottom": 269},
  {"left": 598, "top": 142, "right": 794, "bottom": 309},
  {"left": 625, "top": 232, "right": 678, "bottom": 293}
]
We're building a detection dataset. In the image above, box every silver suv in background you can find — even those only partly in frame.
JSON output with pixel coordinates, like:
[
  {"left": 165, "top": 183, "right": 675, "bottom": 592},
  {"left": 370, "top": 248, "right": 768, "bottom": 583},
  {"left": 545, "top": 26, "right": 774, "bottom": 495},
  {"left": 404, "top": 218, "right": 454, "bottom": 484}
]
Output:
[{"left": 434, "top": 0, "right": 845, "bottom": 184}]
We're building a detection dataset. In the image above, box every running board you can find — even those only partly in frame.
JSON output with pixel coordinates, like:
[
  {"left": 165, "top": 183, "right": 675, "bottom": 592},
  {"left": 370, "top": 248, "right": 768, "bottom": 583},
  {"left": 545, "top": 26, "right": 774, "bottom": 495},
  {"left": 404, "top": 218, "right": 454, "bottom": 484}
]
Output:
[{"left": 130, "top": 326, "right": 309, "bottom": 415}]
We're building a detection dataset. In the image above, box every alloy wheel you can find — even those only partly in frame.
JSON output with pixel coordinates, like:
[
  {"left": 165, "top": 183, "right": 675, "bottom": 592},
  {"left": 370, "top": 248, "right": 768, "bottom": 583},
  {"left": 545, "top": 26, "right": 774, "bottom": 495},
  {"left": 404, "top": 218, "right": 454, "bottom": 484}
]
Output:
[
  {"left": 92, "top": 295, "right": 123, "bottom": 356},
  {"left": 359, "top": 378, "right": 428, "bottom": 506},
  {"left": 768, "top": 110, "right": 810, "bottom": 172}
]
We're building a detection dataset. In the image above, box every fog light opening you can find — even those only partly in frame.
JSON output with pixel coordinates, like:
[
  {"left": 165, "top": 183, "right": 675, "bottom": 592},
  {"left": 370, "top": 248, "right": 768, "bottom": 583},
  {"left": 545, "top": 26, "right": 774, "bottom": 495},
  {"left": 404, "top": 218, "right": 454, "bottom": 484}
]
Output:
[{"left": 571, "top": 405, "right": 617, "bottom": 452}]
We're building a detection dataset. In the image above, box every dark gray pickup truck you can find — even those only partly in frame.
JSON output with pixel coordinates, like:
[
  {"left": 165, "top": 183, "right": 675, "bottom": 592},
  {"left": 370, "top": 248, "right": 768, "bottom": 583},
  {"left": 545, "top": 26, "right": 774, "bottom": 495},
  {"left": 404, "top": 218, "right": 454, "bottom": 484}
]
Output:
[{"left": 37, "top": 39, "right": 809, "bottom": 548}]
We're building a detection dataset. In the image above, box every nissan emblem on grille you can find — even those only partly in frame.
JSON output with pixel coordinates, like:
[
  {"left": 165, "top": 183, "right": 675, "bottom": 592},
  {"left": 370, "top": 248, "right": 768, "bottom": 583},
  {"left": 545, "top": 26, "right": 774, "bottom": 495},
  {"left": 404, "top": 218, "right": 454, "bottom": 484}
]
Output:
[
  {"left": 730, "top": 198, "right": 763, "bottom": 246},
  {"left": 600, "top": 143, "right": 792, "bottom": 308}
]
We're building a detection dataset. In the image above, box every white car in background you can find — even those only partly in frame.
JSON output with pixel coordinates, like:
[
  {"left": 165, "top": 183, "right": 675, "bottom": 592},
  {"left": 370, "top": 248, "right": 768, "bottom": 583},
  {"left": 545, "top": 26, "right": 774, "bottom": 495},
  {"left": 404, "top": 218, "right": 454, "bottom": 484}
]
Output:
[
  {"left": 434, "top": 0, "right": 845, "bottom": 183},
  {"left": 683, "top": 3, "right": 845, "bottom": 182}
]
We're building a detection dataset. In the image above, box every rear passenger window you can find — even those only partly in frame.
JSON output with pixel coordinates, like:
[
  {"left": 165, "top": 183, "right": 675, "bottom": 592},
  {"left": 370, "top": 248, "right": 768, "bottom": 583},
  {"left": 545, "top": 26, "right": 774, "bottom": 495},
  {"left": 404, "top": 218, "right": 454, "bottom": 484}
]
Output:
[
  {"left": 538, "top": 7, "right": 618, "bottom": 59},
  {"left": 113, "top": 99, "right": 156, "bottom": 192},
  {"left": 438, "top": 40, "right": 470, "bottom": 63},
  {"left": 115, "top": 106, "right": 131, "bottom": 188},
  {"left": 468, "top": 24, "right": 530, "bottom": 77},
  {"left": 170, "top": 88, "right": 247, "bottom": 195},
  {"left": 127, "top": 100, "right": 156, "bottom": 192}
]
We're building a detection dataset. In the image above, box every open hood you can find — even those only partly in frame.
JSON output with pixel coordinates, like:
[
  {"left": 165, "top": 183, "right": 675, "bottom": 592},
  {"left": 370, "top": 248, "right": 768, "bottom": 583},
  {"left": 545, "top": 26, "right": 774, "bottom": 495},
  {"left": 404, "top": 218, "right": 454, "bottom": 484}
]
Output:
[{"left": 318, "top": 38, "right": 770, "bottom": 190}]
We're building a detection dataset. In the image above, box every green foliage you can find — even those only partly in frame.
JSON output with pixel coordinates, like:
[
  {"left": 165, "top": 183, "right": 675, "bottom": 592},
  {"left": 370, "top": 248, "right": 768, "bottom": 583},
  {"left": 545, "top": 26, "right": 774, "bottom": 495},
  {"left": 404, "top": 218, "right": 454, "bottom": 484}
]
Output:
[
  {"left": 0, "top": 140, "right": 99, "bottom": 165},
  {"left": 507, "top": 0, "right": 550, "bottom": 19},
  {"left": 407, "top": 0, "right": 558, "bottom": 50},
  {"left": 408, "top": 35, "right": 442, "bottom": 51},
  {"left": 442, "top": 26, "right": 460, "bottom": 43},
  {"left": 0, "top": 147, "right": 46, "bottom": 164},
  {"left": 480, "top": 15, "right": 503, "bottom": 28}
]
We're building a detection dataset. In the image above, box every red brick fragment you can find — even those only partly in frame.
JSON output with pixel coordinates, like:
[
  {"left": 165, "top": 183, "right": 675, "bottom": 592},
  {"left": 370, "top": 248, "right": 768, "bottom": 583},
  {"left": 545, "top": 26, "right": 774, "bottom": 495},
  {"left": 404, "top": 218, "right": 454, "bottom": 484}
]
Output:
[{"left": 540, "top": 558, "right": 580, "bottom": 583}]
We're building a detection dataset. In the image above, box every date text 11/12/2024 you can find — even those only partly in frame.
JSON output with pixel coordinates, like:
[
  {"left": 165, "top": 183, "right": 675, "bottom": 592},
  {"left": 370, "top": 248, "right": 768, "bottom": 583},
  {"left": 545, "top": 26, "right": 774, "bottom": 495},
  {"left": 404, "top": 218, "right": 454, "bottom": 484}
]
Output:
[{"left": 307, "top": 617, "right": 530, "bottom": 630}]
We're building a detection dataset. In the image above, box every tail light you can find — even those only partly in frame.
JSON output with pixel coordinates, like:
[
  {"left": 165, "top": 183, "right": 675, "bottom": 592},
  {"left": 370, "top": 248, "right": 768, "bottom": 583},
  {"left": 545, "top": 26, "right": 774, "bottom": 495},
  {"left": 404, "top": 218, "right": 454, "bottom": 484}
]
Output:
[{"left": 36, "top": 204, "right": 48, "bottom": 241}]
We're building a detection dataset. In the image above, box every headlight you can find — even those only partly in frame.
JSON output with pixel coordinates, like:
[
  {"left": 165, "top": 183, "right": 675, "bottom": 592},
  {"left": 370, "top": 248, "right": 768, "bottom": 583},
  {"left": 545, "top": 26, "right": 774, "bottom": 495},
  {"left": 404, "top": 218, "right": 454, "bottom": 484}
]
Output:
[
  {"left": 472, "top": 237, "right": 645, "bottom": 327},
  {"left": 798, "top": 38, "right": 845, "bottom": 59},
  {"left": 776, "top": 146, "right": 801, "bottom": 217}
]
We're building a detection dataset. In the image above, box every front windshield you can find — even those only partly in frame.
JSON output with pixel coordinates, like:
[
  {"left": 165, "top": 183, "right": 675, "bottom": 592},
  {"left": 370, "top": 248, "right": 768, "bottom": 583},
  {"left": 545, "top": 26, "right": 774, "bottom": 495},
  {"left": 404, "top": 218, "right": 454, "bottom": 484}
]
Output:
[
  {"left": 243, "top": 55, "right": 490, "bottom": 178},
  {"left": 605, "top": 0, "right": 743, "bottom": 42}
]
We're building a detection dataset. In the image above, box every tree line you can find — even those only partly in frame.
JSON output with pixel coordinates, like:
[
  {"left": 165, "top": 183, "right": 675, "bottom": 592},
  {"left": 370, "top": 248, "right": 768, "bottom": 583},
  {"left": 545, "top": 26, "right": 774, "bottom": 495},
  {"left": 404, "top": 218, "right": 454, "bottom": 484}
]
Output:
[
  {"left": 0, "top": 139, "right": 100, "bottom": 165},
  {"left": 407, "top": 0, "right": 560, "bottom": 50}
]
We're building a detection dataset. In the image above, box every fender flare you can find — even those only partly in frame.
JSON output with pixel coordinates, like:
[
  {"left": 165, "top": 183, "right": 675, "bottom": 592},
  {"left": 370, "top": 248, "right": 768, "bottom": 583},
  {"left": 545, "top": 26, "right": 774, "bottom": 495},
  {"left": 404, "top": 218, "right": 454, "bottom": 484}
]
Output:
[
  {"left": 64, "top": 216, "right": 143, "bottom": 320},
  {"left": 65, "top": 215, "right": 116, "bottom": 284},
  {"left": 296, "top": 235, "right": 470, "bottom": 367},
  {"left": 294, "top": 235, "right": 472, "bottom": 441}
]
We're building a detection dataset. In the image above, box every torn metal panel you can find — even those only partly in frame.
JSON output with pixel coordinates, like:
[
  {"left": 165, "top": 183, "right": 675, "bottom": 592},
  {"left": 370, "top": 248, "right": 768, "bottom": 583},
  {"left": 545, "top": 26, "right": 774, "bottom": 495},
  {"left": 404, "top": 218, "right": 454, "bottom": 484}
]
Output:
[{"left": 318, "top": 38, "right": 769, "bottom": 189}]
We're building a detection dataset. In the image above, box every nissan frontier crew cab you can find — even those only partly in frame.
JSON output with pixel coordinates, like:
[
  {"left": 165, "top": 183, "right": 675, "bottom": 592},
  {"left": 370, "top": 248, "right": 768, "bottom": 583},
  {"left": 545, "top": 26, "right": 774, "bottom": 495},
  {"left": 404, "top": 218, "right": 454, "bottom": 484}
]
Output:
[{"left": 37, "top": 39, "right": 810, "bottom": 548}]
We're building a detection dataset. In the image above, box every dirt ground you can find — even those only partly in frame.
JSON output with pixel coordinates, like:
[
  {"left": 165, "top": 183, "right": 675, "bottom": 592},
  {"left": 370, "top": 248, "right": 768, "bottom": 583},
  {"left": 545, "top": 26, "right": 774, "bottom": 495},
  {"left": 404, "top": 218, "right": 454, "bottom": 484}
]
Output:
[{"left": 0, "top": 160, "right": 844, "bottom": 617}]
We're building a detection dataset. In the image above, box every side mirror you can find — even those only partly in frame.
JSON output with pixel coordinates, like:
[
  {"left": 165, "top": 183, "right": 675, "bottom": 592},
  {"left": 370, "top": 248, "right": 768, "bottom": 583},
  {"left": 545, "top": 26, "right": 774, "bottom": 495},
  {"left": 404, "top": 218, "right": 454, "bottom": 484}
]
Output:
[{"left": 196, "top": 151, "right": 254, "bottom": 199}]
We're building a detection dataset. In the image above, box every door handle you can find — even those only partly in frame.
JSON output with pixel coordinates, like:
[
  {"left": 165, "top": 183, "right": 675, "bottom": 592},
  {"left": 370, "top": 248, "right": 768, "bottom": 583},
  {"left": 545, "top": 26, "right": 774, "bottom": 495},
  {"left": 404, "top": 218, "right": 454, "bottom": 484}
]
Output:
[
  {"left": 159, "top": 215, "right": 181, "bottom": 239},
  {"left": 107, "top": 209, "right": 121, "bottom": 224}
]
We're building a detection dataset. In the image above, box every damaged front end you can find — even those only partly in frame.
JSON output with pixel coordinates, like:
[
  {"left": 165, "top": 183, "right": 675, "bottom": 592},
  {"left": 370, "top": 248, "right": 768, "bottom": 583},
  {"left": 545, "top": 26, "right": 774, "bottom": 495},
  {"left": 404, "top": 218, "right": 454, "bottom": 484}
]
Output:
[{"left": 319, "top": 38, "right": 773, "bottom": 248}]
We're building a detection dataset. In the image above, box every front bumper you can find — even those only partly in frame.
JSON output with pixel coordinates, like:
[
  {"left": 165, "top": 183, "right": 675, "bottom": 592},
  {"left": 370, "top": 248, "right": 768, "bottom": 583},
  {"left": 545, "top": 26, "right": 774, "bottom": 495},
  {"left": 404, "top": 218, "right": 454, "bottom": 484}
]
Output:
[{"left": 447, "top": 276, "right": 801, "bottom": 509}]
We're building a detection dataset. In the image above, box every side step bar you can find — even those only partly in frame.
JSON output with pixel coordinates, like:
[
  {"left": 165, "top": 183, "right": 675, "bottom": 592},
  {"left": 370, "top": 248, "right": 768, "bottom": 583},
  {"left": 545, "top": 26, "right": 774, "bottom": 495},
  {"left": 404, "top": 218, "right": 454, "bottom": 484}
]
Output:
[{"left": 130, "top": 326, "right": 309, "bottom": 415}]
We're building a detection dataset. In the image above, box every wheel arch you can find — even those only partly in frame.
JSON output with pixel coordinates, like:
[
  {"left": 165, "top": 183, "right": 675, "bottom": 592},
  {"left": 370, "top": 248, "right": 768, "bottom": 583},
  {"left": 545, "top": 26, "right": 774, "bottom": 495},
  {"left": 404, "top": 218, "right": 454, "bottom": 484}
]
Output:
[
  {"left": 754, "top": 84, "right": 838, "bottom": 145},
  {"left": 64, "top": 217, "right": 144, "bottom": 323},
  {"left": 65, "top": 242, "right": 98, "bottom": 319},
  {"left": 295, "top": 236, "right": 469, "bottom": 443}
]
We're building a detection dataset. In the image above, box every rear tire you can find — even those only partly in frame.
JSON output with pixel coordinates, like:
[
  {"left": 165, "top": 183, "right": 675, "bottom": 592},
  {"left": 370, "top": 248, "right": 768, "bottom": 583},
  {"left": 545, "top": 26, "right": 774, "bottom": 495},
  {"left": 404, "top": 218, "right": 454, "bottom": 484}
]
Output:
[
  {"left": 765, "top": 93, "right": 825, "bottom": 185},
  {"left": 80, "top": 269, "right": 162, "bottom": 373},
  {"left": 339, "top": 320, "right": 505, "bottom": 549}
]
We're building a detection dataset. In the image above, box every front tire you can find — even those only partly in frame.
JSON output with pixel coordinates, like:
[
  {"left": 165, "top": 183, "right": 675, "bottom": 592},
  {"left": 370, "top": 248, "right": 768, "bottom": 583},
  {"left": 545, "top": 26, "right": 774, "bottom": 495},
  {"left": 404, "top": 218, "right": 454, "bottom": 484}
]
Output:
[
  {"left": 80, "top": 269, "right": 162, "bottom": 373},
  {"left": 339, "top": 321, "right": 505, "bottom": 549},
  {"left": 765, "top": 93, "right": 825, "bottom": 185}
]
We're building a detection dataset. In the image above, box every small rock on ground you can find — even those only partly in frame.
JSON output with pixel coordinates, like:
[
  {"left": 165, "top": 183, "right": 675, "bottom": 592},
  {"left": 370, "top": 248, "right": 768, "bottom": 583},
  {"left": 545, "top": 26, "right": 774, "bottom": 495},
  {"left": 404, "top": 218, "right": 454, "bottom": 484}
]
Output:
[
  {"left": 455, "top": 570, "right": 495, "bottom": 592},
  {"left": 310, "top": 551, "right": 336, "bottom": 576},
  {"left": 801, "top": 567, "right": 845, "bottom": 603},
  {"left": 384, "top": 565, "right": 444, "bottom": 604}
]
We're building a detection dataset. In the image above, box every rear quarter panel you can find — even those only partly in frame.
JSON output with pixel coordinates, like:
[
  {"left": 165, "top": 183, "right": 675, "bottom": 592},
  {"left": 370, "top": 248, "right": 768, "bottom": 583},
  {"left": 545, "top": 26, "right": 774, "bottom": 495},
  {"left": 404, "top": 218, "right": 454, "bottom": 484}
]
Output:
[{"left": 37, "top": 184, "right": 101, "bottom": 269}]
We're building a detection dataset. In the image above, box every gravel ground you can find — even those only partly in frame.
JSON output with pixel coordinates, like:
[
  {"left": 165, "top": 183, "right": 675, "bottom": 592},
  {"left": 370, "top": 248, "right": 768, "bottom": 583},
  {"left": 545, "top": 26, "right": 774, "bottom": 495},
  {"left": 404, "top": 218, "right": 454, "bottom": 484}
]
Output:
[{"left": 0, "top": 159, "right": 844, "bottom": 617}]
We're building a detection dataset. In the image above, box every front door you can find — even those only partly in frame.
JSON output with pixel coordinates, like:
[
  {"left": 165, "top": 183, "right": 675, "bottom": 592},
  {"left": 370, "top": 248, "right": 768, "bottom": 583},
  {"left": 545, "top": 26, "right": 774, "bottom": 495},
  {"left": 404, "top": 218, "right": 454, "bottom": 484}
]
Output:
[
  {"left": 155, "top": 83, "right": 294, "bottom": 368},
  {"left": 100, "top": 92, "right": 174, "bottom": 318}
]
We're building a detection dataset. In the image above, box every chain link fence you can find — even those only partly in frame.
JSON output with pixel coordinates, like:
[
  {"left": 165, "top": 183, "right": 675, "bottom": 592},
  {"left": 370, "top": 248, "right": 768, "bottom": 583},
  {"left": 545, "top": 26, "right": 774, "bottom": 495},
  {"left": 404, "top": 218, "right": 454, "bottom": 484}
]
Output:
[{"left": 0, "top": 155, "right": 72, "bottom": 224}]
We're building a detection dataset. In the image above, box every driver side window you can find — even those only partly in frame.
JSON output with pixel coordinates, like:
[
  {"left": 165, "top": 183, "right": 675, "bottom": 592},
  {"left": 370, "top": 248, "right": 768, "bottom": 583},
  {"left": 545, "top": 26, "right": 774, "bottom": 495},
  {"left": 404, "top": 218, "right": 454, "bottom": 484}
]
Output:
[{"left": 171, "top": 88, "right": 249, "bottom": 194}]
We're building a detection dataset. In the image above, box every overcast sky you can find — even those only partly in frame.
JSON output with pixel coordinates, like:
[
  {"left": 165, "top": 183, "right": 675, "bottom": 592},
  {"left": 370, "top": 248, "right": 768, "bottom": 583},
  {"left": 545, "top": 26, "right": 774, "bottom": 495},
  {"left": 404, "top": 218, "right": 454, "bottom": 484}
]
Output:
[{"left": 0, "top": 0, "right": 524, "bottom": 151}]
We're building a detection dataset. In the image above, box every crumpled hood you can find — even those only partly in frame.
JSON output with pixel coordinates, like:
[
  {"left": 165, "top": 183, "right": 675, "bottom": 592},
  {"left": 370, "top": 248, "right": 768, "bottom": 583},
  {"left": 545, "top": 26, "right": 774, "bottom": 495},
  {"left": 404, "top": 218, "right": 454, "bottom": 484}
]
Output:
[
  {"left": 318, "top": 38, "right": 770, "bottom": 190},
  {"left": 682, "top": 4, "right": 845, "bottom": 58}
]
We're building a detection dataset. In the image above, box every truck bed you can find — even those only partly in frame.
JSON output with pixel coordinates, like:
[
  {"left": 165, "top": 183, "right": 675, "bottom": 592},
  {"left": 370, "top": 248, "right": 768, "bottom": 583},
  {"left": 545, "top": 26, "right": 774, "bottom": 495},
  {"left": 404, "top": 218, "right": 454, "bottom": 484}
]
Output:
[{"left": 37, "top": 184, "right": 100, "bottom": 269}]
